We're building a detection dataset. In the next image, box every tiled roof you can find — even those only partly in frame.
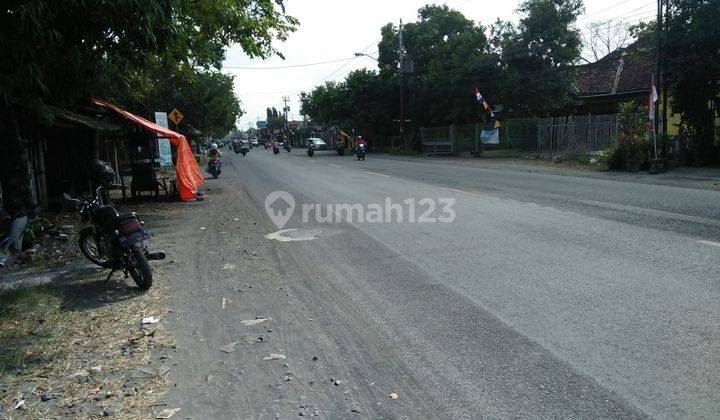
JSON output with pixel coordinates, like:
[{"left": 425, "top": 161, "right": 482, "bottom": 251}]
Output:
[{"left": 576, "top": 38, "right": 654, "bottom": 97}]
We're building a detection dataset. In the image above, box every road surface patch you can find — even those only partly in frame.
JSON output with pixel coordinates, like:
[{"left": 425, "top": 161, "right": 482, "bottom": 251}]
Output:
[
  {"left": 265, "top": 228, "right": 322, "bottom": 242},
  {"left": 366, "top": 171, "right": 390, "bottom": 177},
  {"left": 698, "top": 240, "right": 720, "bottom": 248}
]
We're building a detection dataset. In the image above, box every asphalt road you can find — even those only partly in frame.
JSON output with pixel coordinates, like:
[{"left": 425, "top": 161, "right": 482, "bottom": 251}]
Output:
[{"left": 165, "top": 148, "right": 720, "bottom": 419}]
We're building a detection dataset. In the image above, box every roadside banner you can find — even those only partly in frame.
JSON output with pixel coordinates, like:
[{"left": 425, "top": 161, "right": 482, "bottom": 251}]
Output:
[
  {"left": 95, "top": 99, "right": 204, "bottom": 201},
  {"left": 154, "top": 112, "right": 173, "bottom": 166},
  {"left": 481, "top": 129, "right": 500, "bottom": 145}
]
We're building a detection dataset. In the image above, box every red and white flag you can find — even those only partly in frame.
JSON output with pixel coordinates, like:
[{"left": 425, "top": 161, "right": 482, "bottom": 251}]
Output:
[{"left": 648, "top": 74, "right": 659, "bottom": 120}]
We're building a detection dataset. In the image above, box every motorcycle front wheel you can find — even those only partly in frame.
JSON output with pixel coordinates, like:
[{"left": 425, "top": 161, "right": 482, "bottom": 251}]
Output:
[
  {"left": 79, "top": 227, "right": 111, "bottom": 268},
  {"left": 127, "top": 245, "right": 152, "bottom": 290}
]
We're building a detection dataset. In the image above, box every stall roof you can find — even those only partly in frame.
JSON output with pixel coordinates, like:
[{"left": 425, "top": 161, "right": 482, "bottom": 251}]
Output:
[{"left": 44, "top": 105, "right": 124, "bottom": 131}]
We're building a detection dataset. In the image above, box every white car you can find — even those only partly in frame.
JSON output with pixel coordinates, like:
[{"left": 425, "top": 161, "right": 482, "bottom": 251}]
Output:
[{"left": 307, "top": 137, "right": 328, "bottom": 150}]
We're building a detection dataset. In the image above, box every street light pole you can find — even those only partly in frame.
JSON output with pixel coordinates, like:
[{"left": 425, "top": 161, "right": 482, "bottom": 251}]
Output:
[{"left": 399, "top": 19, "right": 406, "bottom": 149}]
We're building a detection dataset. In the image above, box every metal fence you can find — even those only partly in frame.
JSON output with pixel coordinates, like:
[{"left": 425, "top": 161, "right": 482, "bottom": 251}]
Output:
[
  {"left": 537, "top": 114, "right": 618, "bottom": 158},
  {"left": 419, "top": 118, "right": 538, "bottom": 155}
]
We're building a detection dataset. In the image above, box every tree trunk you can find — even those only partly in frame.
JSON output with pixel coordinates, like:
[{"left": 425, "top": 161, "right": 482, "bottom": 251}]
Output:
[{"left": 0, "top": 104, "right": 36, "bottom": 217}]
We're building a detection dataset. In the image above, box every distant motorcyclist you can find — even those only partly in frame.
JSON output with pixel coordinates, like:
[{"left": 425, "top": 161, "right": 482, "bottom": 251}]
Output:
[
  {"left": 355, "top": 136, "right": 367, "bottom": 161},
  {"left": 208, "top": 143, "right": 222, "bottom": 159},
  {"left": 207, "top": 143, "right": 222, "bottom": 175}
]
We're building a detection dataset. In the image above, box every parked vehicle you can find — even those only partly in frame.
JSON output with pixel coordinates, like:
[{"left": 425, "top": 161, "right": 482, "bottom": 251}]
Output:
[
  {"left": 64, "top": 163, "right": 165, "bottom": 290},
  {"left": 273, "top": 145, "right": 280, "bottom": 155},
  {"left": 356, "top": 144, "right": 366, "bottom": 161},
  {"left": 307, "top": 137, "right": 328, "bottom": 150},
  {"left": 208, "top": 158, "right": 222, "bottom": 178},
  {"left": 335, "top": 140, "right": 345, "bottom": 156},
  {"left": 250, "top": 139, "right": 259, "bottom": 147},
  {"left": 284, "top": 142, "right": 291, "bottom": 152},
  {"left": 307, "top": 144, "right": 315, "bottom": 157}
]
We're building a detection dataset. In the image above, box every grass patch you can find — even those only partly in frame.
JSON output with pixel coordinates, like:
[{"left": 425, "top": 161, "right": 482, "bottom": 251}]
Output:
[
  {"left": 0, "top": 270, "right": 173, "bottom": 417},
  {"left": 0, "top": 285, "right": 63, "bottom": 373}
]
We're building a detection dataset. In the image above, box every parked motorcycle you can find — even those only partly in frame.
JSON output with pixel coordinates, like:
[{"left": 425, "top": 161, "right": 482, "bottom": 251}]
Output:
[
  {"left": 208, "top": 158, "right": 222, "bottom": 178},
  {"left": 284, "top": 142, "right": 292, "bottom": 152},
  {"left": 64, "top": 186, "right": 165, "bottom": 290},
  {"left": 356, "top": 144, "right": 366, "bottom": 161},
  {"left": 273, "top": 146, "right": 280, "bottom": 155},
  {"left": 336, "top": 141, "right": 345, "bottom": 156},
  {"left": 307, "top": 144, "right": 315, "bottom": 157}
]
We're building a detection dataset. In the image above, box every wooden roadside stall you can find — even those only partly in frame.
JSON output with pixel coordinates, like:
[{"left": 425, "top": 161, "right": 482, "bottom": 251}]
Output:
[{"left": 93, "top": 100, "right": 204, "bottom": 202}]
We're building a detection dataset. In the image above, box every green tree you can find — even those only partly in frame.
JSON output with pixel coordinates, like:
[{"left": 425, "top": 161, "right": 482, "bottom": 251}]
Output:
[
  {"left": 266, "top": 107, "right": 286, "bottom": 130},
  {"left": 663, "top": 0, "right": 720, "bottom": 164},
  {"left": 172, "top": 71, "right": 243, "bottom": 138},
  {"left": 495, "top": 0, "right": 584, "bottom": 115},
  {"left": 300, "top": 70, "right": 395, "bottom": 138},
  {"left": 0, "top": 0, "right": 297, "bottom": 214},
  {"left": 378, "top": 5, "right": 497, "bottom": 127}
]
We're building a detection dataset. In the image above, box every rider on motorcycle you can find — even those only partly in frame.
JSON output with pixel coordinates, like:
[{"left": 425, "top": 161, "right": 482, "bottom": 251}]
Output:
[
  {"left": 208, "top": 143, "right": 222, "bottom": 171},
  {"left": 208, "top": 143, "right": 222, "bottom": 159}
]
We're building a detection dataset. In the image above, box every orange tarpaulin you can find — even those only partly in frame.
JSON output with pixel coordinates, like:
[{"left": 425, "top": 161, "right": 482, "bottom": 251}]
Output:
[{"left": 93, "top": 99, "right": 204, "bottom": 201}]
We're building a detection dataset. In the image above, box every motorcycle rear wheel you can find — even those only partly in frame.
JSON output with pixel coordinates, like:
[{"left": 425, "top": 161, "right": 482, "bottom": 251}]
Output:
[
  {"left": 79, "top": 227, "right": 111, "bottom": 268},
  {"left": 128, "top": 245, "right": 153, "bottom": 290}
]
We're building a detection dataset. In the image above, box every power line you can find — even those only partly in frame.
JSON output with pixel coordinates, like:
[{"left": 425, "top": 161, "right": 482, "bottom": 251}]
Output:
[
  {"left": 314, "top": 40, "right": 378, "bottom": 84},
  {"left": 577, "top": 0, "right": 654, "bottom": 23},
  {"left": 224, "top": 56, "right": 355, "bottom": 70}
]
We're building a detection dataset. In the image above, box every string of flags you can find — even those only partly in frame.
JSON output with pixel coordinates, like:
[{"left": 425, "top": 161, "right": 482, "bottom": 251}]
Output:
[{"left": 474, "top": 88, "right": 501, "bottom": 129}]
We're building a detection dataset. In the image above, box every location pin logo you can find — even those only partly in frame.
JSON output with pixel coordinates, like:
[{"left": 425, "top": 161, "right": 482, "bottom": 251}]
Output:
[{"left": 264, "top": 191, "right": 296, "bottom": 229}]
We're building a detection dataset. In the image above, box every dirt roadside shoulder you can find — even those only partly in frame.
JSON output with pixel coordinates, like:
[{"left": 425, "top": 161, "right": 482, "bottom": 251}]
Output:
[
  {"left": 163, "top": 171, "right": 439, "bottom": 419},
  {"left": 0, "top": 200, "right": 195, "bottom": 419}
]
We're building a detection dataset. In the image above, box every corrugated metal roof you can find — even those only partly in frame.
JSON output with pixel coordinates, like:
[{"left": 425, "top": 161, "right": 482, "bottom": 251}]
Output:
[{"left": 44, "top": 105, "right": 124, "bottom": 131}]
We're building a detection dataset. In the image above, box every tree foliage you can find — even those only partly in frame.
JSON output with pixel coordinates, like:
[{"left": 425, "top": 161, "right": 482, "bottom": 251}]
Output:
[
  {"left": 494, "top": 0, "right": 584, "bottom": 115},
  {"left": 379, "top": 5, "right": 495, "bottom": 127},
  {"left": 663, "top": 0, "right": 720, "bottom": 164},
  {"left": 266, "top": 106, "right": 286, "bottom": 130},
  {"left": 0, "top": 0, "right": 297, "bottom": 212},
  {"left": 300, "top": 69, "right": 395, "bottom": 137}
]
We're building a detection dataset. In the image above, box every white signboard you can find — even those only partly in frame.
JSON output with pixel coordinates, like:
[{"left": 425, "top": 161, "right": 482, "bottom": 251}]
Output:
[
  {"left": 154, "top": 112, "right": 173, "bottom": 166},
  {"left": 481, "top": 129, "right": 500, "bottom": 145}
]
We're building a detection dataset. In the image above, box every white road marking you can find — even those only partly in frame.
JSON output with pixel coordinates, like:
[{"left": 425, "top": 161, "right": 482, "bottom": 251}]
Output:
[
  {"left": 329, "top": 164, "right": 342, "bottom": 168},
  {"left": 698, "top": 240, "right": 720, "bottom": 248},
  {"left": 440, "top": 186, "right": 497, "bottom": 199},
  {"left": 366, "top": 171, "right": 389, "bottom": 178},
  {"left": 441, "top": 187, "right": 467, "bottom": 194}
]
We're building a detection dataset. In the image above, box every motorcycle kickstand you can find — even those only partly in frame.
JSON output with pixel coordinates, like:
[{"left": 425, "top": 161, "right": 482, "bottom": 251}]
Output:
[{"left": 104, "top": 268, "right": 116, "bottom": 283}]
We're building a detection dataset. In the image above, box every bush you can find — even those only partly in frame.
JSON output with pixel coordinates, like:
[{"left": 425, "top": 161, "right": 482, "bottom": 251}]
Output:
[
  {"left": 607, "top": 101, "right": 651, "bottom": 170},
  {"left": 605, "top": 145, "right": 627, "bottom": 170}
]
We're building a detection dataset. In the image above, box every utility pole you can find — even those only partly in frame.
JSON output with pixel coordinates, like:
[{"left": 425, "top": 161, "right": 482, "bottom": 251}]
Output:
[
  {"left": 399, "top": 19, "right": 406, "bottom": 148},
  {"left": 655, "top": 0, "right": 662, "bottom": 139},
  {"left": 282, "top": 96, "right": 291, "bottom": 144}
]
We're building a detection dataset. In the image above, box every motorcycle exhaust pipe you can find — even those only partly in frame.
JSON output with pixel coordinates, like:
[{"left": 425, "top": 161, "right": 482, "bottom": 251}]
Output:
[{"left": 145, "top": 251, "right": 166, "bottom": 261}]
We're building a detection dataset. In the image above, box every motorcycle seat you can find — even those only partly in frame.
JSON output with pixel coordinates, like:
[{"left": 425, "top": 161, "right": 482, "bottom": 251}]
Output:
[{"left": 118, "top": 212, "right": 138, "bottom": 221}]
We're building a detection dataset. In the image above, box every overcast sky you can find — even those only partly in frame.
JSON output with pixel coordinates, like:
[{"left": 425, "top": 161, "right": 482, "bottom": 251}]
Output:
[{"left": 222, "top": 0, "right": 657, "bottom": 130}]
